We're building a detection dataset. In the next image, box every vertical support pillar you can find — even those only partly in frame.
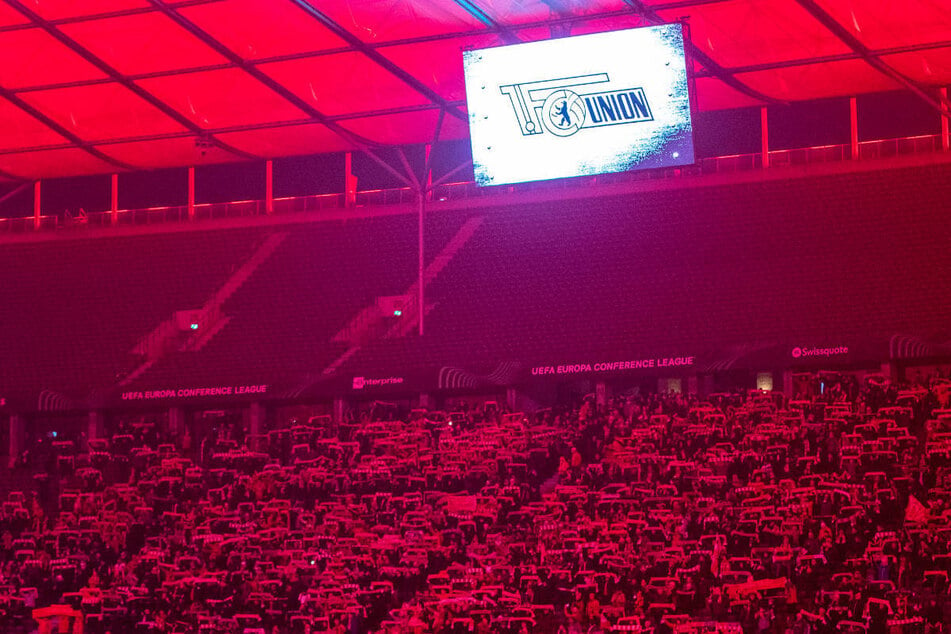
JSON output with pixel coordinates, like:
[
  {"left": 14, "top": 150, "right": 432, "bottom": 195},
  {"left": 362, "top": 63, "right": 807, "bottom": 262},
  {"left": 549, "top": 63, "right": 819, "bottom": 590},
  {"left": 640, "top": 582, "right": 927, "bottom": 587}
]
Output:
[
  {"left": 760, "top": 106, "right": 769, "bottom": 168},
  {"left": 783, "top": 370, "right": 794, "bottom": 398},
  {"left": 941, "top": 88, "right": 950, "bottom": 151},
  {"left": 344, "top": 152, "right": 357, "bottom": 208},
  {"left": 686, "top": 375, "right": 699, "bottom": 396},
  {"left": 333, "top": 398, "right": 346, "bottom": 425},
  {"left": 170, "top": 406, "right": 192, "bottom": 457},
  {"left": 265, "top": 160, "right": 273, "bottom": 215},
  {"left": 418, "top": 393, "right": 431, "bottom": 410},
  {"left": 8, "top": 414, "right": 24, "bottom": 468},
  {"left": 187, "top": 167, "right": 195, "bottom": 221},
  {"left": 701, "top": 374, "right": 715, "bottom": 398},
  {"left": 881, "top": 362, "right": 899, "bottom": 384},
  {"left": 110, "top": 174, "right": 118, "bottom": 226},
  {"left": 87, "top": 410, "right": 104, "bottom": 444},
  {"left": 33, "top": 180, "right": 41, "bottom": 230},
  {"left": 595, "top": 382, "right": 608, "bottom": 409},
  {"left": 168, "top": 406, "right": 185, "bottom": 440},
  {"left": 424, "top": 144, "right": 433, "bottom": 199},
  {"left": 418, "top": 191, "right": 425, "bottom": 336},
  {"left": 506, "top": 387, "right": 518, "bottom": 411},
  {"left": 849, "top": 97, "right": 859, "bottom": 159},
  {"left": 249, "top": 402, "right": 265, "bottom": 438}
]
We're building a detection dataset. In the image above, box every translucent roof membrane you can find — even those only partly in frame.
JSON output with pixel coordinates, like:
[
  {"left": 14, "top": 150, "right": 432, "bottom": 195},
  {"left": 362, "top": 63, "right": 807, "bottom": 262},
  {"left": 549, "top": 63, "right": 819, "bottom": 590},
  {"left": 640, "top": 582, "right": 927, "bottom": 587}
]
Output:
[{"left": 0, "top": 0, "right": 945, "bottom": 178}]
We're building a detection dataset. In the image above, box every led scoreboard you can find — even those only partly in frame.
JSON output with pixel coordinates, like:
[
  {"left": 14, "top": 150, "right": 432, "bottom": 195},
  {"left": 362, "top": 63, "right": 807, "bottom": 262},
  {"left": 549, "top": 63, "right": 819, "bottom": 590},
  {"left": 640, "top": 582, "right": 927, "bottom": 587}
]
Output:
[{"left": 463, "top": 25, "right": 695, "bottom": 186}]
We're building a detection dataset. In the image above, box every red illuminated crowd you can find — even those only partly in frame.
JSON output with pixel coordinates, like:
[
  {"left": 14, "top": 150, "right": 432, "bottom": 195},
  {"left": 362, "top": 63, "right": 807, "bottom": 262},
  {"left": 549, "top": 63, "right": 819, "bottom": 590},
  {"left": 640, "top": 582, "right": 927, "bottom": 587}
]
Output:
[{"left": 1, "top": 373, "right": 950, "bottom": 633}]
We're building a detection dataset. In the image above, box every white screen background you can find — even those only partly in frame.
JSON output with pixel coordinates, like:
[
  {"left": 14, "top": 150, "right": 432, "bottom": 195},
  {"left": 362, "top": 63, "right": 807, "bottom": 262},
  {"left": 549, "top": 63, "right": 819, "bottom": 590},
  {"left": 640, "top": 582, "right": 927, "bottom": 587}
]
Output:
[{"left": 464, "top": 25, "right": 695, "bottom": 186}]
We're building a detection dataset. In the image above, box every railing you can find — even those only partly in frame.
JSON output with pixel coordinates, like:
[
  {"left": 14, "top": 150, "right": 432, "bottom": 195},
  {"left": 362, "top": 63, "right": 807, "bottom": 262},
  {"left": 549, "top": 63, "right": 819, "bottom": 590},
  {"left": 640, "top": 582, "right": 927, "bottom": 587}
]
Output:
[{"left": 0, "top": 133, "right": 945, "bottom": 236}]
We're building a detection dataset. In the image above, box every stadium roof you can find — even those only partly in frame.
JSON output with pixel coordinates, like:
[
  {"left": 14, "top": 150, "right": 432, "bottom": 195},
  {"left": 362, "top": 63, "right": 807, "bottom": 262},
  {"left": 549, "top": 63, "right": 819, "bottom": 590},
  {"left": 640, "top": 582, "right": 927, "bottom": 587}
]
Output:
[{"left": 0, "top": 0, "right": 949, "bottom": 180}]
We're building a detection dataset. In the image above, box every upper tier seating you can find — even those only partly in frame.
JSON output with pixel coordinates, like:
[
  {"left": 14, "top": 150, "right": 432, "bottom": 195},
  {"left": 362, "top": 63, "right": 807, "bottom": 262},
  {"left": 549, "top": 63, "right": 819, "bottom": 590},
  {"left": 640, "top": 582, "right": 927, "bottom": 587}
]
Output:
[
  {"left": 0, "top": 229, "right": 264, "bottom": 402},
  {"left": 3, "top": 161, "right": 951, "bottom": 402},
  {"left": 132, "top": 214, "right": 464, "bottom": 392},
  {"left": 343, "top": 162, "right": 951, "bottom": 375}
]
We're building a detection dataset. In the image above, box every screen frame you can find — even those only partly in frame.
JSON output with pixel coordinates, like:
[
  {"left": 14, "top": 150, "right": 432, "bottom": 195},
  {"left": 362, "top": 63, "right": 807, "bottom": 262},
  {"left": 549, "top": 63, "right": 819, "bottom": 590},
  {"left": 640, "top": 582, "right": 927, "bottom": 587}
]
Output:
[{"left": 463, "top": 23, "right": 698, "bottom": 187}]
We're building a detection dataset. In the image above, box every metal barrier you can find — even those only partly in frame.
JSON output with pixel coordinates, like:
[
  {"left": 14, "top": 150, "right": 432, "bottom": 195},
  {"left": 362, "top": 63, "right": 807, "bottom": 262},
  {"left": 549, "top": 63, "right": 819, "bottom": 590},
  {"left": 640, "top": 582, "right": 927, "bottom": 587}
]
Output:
[{"left": 0, "top": 134, "right": 944, "bottom": 235}]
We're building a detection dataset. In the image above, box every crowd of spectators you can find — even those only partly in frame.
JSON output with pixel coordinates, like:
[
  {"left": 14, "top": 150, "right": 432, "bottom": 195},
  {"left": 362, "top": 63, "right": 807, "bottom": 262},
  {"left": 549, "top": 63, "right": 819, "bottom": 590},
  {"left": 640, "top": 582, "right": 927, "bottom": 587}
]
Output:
[{"left": 0, "top": 372, "right": 950, "bottom": 633}]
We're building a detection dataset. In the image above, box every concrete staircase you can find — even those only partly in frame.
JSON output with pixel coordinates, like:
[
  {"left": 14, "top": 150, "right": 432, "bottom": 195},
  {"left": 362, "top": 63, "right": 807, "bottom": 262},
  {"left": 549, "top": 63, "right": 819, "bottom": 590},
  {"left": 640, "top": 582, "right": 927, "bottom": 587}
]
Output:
[
  {"left": 120, "top": 232, "right": 288, "bottom": 387},
  {"left": 384, "top": 215, "right": 485, "bottom": 339},
  {"left": 317, "top": 215, "right": 485, "bottom": 378},
  {"left": 205, "top": 233, "right": 288, "bottom": 309}
]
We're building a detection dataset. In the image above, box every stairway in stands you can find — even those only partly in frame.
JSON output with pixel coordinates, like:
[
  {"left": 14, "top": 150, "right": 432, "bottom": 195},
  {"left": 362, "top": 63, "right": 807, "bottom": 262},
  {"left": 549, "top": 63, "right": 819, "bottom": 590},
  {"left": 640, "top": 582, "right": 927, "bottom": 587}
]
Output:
[
  {"left": 183, "top": 231, "right": 289, "bottom": 352},
  {"left": 204, "top": 233, "right": 289, "bottom": 315},
  {"left": 383, "top": 215, "right": 485, "bottom": 340},
  {"left": 120, "top": 232, "right": 289, "bottom": 387},
  {"left": 289, "top": 216, "right": 485, "bottom": 393}
]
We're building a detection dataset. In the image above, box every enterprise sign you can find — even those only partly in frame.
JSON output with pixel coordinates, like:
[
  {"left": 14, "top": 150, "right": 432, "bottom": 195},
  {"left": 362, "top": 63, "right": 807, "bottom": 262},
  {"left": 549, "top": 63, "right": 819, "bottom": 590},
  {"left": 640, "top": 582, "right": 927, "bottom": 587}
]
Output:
[{"left": 464, "top": 25, "right": 695, "bottom": 186}]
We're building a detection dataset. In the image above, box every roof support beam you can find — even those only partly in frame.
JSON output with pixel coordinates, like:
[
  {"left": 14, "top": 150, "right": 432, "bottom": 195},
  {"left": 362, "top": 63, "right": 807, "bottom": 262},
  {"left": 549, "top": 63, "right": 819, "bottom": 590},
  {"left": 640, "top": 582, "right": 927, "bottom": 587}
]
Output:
[
  {"left": 396, "top": 149, "right": 421, "bottom": 191},
  {"left": 187, "top": 166, "right": 195, "bottom": 221},
  {"left": 361, "top": 150, "right": 417, "bottom": 190},
  {"left": 791, "top": 0, "right": 950, "bottom": 117},
  {"left": 620, "top": 0, "right": 783, "bottom": 105},
  {"left": 0, "top": 101, "right": 468, "bottom": 158},
  {"left": 652, "top": 0, "right": 733, "bottom": 8},
  {"left": 0, "top": 168, "right": 20, "bottom": 181},
  {"left": 33, "top": 180, "right": 40, "bottom": 230},
  {"left": 419, "top": 108, "right": 474, "bottom": 194},
  {"left": 451, "top": 0, "right": 521, "bottom": 44},
  {"left": 430, "top": 159, "right": 473, "bottom": 190},
  {"left": 17, "top": 1, "right": 892, "bottom": 99},
  {"left": 111, "top": 173, "right": 118, "bottom": 226},
  {"left": 146, "top": 0, "right": 382, "bottom": 149},
  {"left": 0, "top": 0, "right": 730, "bottom": 35},
  {"left": 0, "top": 87, "right": 135, "bottom": 171},
  {"left": 0, "top": 181, "right": 29, "bottom": 203},
  {"left": 12, "top": 24, "right": 951, "bottom": 96},
  {"left": 2, "top": 0, "right": 259, "bottom": 162},
  {"left": 942, "top": 87, "right": 950, "bottom": 151},
  {"left": 286, "top": 0, "right": 468, "bottom": 123},
  {"left": 422, "top": 109, "right": 446, "bottom": 190},
  {"left": 148, "top": 0, "right": 442, "bottom": 190},
  {"left": 849, "top": 97, "right": 858, "bottom": 160},
  {"left": 692, "top": 37, "right": 951, "bottom": 85},
  {"left": 0, "top": 0, "right": 224, "bottom": 33}
]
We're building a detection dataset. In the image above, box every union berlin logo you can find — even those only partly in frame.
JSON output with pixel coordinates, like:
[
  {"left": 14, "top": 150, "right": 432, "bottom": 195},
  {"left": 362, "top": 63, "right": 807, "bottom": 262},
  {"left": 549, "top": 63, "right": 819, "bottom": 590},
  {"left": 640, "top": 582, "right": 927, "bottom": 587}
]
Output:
[{"left": 500, "top": 73, "right": 653, "bottom": 138}]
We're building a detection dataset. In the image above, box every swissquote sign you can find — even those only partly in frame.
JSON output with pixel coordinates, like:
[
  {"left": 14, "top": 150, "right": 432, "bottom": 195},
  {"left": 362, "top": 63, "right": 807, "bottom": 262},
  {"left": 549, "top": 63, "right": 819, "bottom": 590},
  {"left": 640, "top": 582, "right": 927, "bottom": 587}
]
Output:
[
  {"left": 791, "top": 346, "right": 849, "bottom": 359},
  {"left": 464, "top": 24, "right": 695, "bottom": 186}
]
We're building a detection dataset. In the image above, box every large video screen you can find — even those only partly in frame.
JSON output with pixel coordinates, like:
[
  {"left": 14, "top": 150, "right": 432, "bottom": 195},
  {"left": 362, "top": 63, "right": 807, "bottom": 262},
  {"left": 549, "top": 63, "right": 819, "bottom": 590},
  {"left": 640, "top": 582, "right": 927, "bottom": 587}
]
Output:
[{"left": 463, "top": 25, "right": 695, "bottom": 186}]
